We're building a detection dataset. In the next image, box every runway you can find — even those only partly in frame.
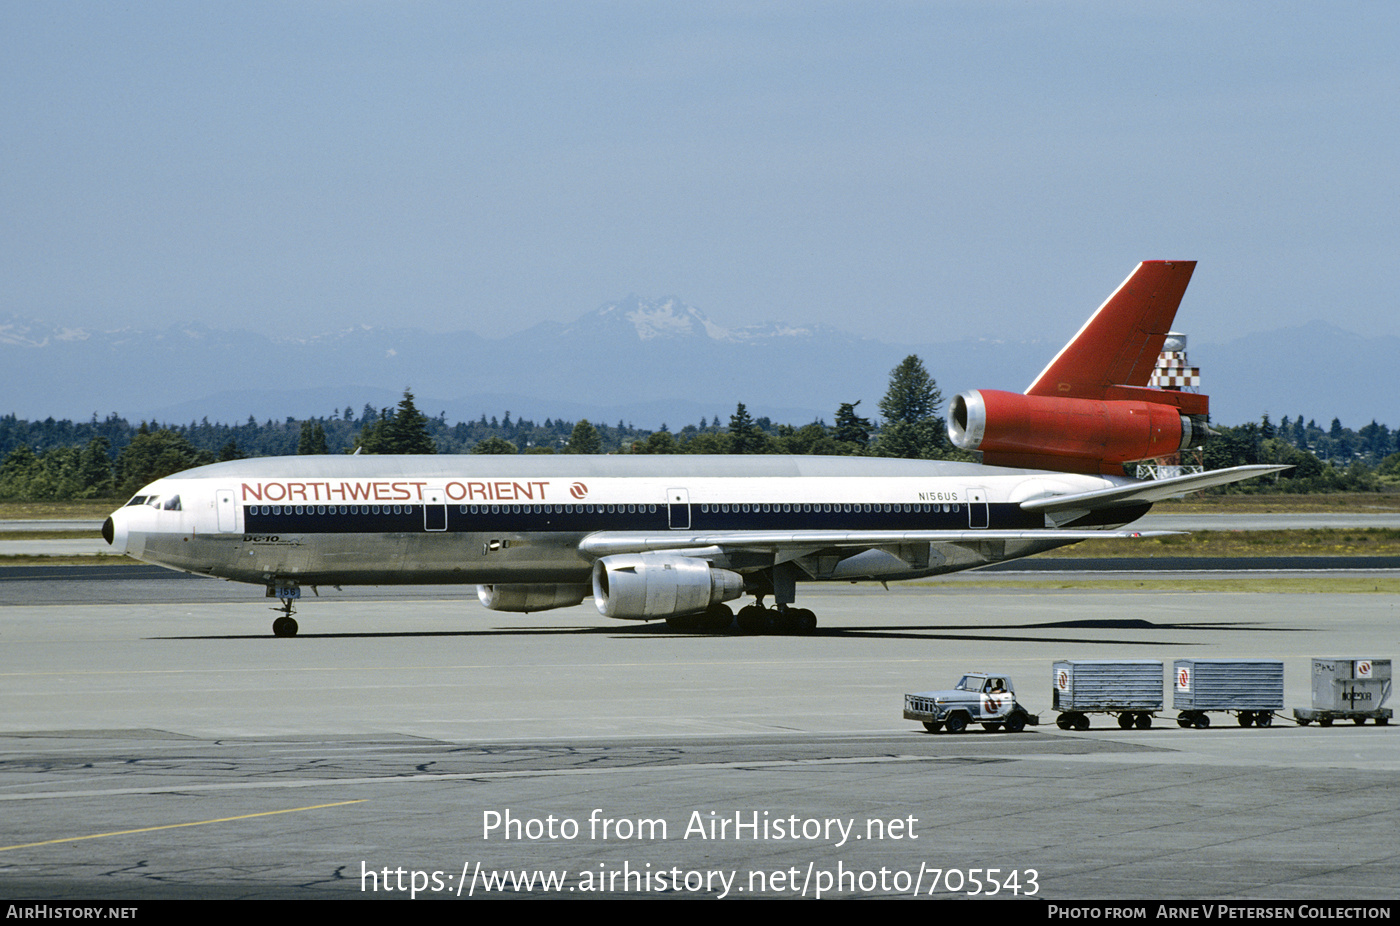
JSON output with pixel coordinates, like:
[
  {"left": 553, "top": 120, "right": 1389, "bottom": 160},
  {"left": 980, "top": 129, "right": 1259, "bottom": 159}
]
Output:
[{"left": 1, "top": 572, "right": 1397, "bottom": 901}]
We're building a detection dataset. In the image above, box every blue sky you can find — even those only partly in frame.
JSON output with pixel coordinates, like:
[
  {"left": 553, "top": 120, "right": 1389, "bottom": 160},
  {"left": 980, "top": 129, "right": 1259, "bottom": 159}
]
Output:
[{"left": 3, "top": 2, "right": 1397, "bottom": 347}]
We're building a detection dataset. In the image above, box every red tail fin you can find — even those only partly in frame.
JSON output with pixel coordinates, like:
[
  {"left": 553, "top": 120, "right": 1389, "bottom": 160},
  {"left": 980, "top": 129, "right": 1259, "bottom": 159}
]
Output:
[{"left": 1026, "top": 260, "right": 1197, "bottom": 399}]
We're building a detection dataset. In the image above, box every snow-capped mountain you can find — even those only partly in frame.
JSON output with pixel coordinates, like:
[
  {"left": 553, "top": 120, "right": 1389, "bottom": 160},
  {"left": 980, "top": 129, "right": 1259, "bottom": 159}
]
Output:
[{"left": 0, "top": 304, "right": 1392, "bottom": 429}]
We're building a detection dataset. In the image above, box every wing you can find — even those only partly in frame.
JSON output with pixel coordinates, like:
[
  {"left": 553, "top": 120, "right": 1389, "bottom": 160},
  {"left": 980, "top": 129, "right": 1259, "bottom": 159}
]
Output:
[
  {"left": 579, "top": 527, "right": 1178, "bottom": 559},
  {"left": 579, "top": 465, "right": 1284, "bottom": 564}
]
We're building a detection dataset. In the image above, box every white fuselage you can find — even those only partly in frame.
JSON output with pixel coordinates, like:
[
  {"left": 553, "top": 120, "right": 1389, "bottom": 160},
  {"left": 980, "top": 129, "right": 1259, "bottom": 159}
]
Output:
[{"left": 105, "top": 455, "right": 1135, "bottom": 595}]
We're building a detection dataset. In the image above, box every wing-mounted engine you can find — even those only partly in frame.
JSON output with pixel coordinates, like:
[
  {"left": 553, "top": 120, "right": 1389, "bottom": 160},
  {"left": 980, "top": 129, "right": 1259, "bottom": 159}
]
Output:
[
  {"left": 477, "top": 584, "right": 591, "bottom": 613},
  {"left": 592, "top": 553, "right": 744, "bottom": 620},
  {"left": 948, "top": 389, "right": 1209, "bottom": 475}
]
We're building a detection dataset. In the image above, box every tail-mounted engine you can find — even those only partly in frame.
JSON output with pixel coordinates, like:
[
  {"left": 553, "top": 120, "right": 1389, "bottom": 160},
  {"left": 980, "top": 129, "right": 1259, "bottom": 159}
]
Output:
[
  {"left": 948, "top": 389, "right": 1210, "bottom": 475},
  {"left": 592, "top": 553, "right": 744, "bottom": 620}
]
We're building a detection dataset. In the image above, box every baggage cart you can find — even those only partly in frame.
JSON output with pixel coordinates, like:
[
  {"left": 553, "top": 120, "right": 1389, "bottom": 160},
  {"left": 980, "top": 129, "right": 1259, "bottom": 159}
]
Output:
[
  {"left": 1293, "top": 657, "right": 1392, "bottom": 727},
  {"left": 1052, "top": 659, "right": 1163, "bottom": 730},
  {"left": 1173, "top": 658, "right": 1284, "bottom": 729}
]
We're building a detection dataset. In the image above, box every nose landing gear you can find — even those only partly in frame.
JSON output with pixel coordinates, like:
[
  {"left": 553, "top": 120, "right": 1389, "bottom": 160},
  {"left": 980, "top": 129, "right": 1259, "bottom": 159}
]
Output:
[{"left": 268, "top": 585, "right": 301, "bottom": 637}]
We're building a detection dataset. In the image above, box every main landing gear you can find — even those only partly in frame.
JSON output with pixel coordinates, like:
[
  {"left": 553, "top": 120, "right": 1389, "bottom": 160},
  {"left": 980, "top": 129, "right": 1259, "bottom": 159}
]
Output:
[
  {"left": 736, "top": 603, "right": 817, "bottom": 635},
  {"left": 735, "top": 563, "right": 817, "bottom": 634},
  {"left": 662, "top": 598, "right": 819, "bottom": 635}
]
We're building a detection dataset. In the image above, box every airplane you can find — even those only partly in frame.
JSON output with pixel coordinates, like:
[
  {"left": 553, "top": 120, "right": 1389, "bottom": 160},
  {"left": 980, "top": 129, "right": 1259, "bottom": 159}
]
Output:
[{"left": 102, "top": 261, "right": 1285, "bottom": 637}]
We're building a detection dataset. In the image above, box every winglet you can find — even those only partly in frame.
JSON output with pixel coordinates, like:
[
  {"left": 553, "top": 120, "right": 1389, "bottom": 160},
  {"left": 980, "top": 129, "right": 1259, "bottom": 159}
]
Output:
[{"left": 1026, "top": 261, "right": 1197, "bottom": 398}]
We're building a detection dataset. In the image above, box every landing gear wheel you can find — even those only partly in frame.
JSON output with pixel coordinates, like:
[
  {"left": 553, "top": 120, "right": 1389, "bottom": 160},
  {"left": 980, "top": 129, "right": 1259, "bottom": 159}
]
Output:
[
  {"left": 736, "top": 605, "right": 769, "bottom": 634},
  {"left": 701, "top": 603, "right": 734, "bottom": 632},
  {"left": 1134, "top": 713, "right": 1152, "bottom": 730},
  {"left": 922, "top": 721, "right": 943, "bottom": 734},
  {"left": 788, "top": 608, "right": 817, "bottom": 634},
  {"left": 272, "top": 615, "right": 298, "bottom": 637},
  {"left": 944, "top": 713, "right": 969, "bottom": 734}
]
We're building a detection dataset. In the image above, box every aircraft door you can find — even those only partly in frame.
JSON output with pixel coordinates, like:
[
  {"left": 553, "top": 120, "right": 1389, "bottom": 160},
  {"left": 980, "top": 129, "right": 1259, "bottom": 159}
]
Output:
[
  {"left": 667, "top": 488, "right": 690, "bottom": 529},
  {"left": 966, "top": 489, "right": 989, "bottom": 529},
  {"left": 216, "top": 489, "right": 239, "bottom": 533},
  {"left": 424, "top": 489, "right": 447, "bottom": 531}
]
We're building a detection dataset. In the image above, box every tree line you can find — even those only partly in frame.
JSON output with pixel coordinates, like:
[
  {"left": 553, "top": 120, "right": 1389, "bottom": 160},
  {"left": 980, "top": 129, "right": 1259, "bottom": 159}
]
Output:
[{"left": 2, "top": 356, "right": 1397, "bottom": 500}]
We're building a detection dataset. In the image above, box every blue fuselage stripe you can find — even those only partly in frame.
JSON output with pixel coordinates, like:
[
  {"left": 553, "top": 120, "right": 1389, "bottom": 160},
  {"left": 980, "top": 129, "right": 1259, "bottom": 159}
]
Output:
[{"left": 242, "top": 501, "right": 1045, "bottom": 534}]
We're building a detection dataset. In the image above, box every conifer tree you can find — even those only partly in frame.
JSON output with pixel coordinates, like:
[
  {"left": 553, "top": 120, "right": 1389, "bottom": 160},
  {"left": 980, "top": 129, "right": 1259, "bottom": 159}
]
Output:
[
  {"left": 566, "top": 419, "right": 602, "bottom": 454},
  {"left": 873, "top": 355, "right": 946, "bottom": 459}
]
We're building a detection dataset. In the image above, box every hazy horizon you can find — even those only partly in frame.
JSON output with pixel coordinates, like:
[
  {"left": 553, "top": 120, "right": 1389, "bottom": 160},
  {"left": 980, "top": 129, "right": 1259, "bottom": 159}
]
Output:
[{"left": 4, "top": 3, "right": 1398, "bottom": 354}]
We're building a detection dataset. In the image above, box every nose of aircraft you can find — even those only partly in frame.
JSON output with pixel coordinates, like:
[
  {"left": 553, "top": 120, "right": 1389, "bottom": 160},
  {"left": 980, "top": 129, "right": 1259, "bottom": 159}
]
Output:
[{"left": 103, "top": 511, "right": 128, "bottom": 554}]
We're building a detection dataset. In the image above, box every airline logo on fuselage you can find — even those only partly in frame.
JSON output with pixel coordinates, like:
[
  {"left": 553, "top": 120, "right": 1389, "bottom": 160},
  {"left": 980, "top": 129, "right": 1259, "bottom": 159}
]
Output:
[{"left": 240, "top": 480, "right": 552, "bottom": 504}]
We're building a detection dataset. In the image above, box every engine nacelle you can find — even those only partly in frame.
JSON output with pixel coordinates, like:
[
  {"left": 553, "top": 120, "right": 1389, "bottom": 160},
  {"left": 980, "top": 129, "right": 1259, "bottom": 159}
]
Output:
[
  {"left": 948, "top": 389, "right": 1203, "bottom": 475},
  {"left": 477, "top": 583, "right": 591, "bottom": 613},
  {"left": 592, "top": 553, "right": 744, "bottom": 620}
]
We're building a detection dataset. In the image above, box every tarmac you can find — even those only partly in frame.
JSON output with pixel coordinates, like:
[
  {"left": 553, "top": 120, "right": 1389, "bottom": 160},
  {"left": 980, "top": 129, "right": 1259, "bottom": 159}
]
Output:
[{"left": 1, "top": 572, "right": 1397, "bottom": 901}]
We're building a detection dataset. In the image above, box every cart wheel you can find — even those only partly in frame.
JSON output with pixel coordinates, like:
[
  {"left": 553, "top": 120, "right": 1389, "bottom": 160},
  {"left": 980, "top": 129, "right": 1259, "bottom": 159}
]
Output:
[
  {"left": 1074, "top": 714, "right": 1090, "bottom": 731},
  {"left": 1056, "top": 714, "right": 1074, "bottom": 730},
  {"left": 1195, "top": 714, "right": 1211, "bottom": 729},
  {"left": 1118, "top": 713, "right": 1134, "bottom": 730},
  {"left": 1297, "top": 717, "right": 1312, "bottom": 726},
  {"left": 1378, "top": 716, "right": 1389, "bottom": 726},
  {"left": 1256, "top": 711, "right": 1272, "bottom": 727},
  {"left": 922, "top": 721, "right": 943, "bottom": 734},
  {"left": 1177, "top": 715, "right": 1192, "bottom": 728},
  {"left": 1134, "top": 713, "right": 1152, "bottom": 730},
  {"left": 1354, "top": 717, "right": 1367, "bottom": 726},
  {"left": 1319, "top": 717, "right": 1333, "bottom": 727},
  {"left": 1238, "top": 711, "right": 1254, "bottom": 727}
]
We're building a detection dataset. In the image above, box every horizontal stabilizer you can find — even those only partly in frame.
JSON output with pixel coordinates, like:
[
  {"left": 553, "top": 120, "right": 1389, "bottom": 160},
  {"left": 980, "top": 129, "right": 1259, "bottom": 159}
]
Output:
[{"left": 1019, "top": 465, "right": 1291, "bottom": 515}]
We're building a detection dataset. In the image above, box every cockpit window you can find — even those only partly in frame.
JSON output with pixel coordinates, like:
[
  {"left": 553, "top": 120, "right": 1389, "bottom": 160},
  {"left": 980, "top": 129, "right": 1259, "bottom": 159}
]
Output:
[
  {"left": 125, "top": 496, "right": 148, "bottom": 507},
  {"left": 162, "top": 495, "right": 181, "bottom": 511}
]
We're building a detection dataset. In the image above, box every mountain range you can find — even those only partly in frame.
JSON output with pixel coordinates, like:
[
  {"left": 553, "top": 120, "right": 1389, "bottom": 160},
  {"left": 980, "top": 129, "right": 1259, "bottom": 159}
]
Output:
[{"left": 1, "top": 298, "right": 1393, "bottom": 431}]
